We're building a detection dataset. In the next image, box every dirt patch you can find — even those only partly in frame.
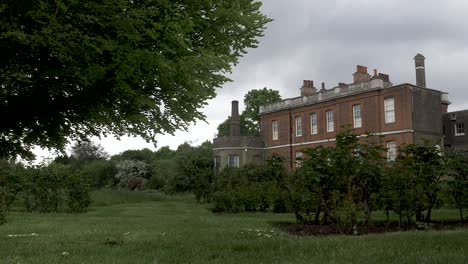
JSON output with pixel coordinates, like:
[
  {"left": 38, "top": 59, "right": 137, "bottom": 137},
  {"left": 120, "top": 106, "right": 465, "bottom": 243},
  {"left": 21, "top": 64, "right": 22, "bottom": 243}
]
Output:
[{"left": 277, "top": 221, "right": 468, "bottom": 236}]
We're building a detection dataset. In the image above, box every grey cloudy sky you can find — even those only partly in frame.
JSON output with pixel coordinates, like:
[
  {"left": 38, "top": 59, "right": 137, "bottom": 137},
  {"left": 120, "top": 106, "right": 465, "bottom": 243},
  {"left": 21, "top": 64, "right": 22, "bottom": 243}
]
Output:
[{"left": 33, "top": 0, "right": 468, "bottom": 160}]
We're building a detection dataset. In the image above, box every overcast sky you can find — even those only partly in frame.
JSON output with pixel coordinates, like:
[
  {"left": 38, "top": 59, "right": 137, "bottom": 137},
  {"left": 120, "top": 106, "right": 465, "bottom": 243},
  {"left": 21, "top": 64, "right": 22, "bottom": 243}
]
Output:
[{"left": 34, "top": 0, "right": 468, "bottom": 160}]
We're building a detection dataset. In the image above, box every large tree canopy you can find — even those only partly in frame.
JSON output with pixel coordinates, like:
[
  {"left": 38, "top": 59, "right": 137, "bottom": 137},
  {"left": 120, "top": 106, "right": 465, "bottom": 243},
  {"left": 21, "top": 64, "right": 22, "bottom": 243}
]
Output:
[
  {"left": 217, "top": 87, "right": 281, "bottom": 137},
  {"left": 0, "top": 0, "right": 271, "bottom": 159}
]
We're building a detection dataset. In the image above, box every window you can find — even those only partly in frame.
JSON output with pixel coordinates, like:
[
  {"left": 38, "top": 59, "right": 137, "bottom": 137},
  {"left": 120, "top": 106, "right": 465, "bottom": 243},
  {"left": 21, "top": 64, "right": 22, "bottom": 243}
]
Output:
[
  {"left": 272, "top": 120, "right": 278, "bottom": 140},
  {"left": 353, "top": 104, "right": 362, "bottom": 128},
  {"left": 228, "top": 155, "right": 239, "bottom": 168},
  {"left": 310, "top": 113, "right": 317, "bottom": 134},
  {"left": 455, "top": 123, "right": 465, "bottom": 136},
  {"left": 326, "top": 110, "right": 334, "bottom": 132},
  {"left": 295, "top": 151, "right": 303, "bottom": 168},
  {"left": 295, "top": 116, "right": 302, "bottom": 137},
  {"left": 386, "top": 141, "right": 397, "bottom": 161},
  {"left": 214, "top": 156, "right": 220, "bottom": 170},
  {"left": 384, "top": 98, "right": 395, "bottom": 123}
]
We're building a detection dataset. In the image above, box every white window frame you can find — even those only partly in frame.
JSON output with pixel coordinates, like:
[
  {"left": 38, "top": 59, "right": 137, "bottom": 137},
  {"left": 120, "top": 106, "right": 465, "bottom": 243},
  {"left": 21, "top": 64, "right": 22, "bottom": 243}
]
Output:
[
  {"left": 228, "top": 155, "right": 239, "bottom": 168},
  {"left": 295, "top": 151, "right": 303, "bottom": 168},
  {"left": 386, "top": 141, "right": 397, "bottom": 161},
  {"left": 326, "top": 110, "right": 334, "bottom": 132},
  {"left": 310, "top": 113, "right": 317, "bottom": 134},
  {"left": 353, "top": 104, "right": 362, "bottom": 128},
  {"left": 455, "top": 123, "right": 465, "bottom": 136},
  {"left": 384, "top": 98, "right": 395, "bottom": 124},
  {"left": 295, "top": 116, "right": 302, "bottom": 137},
  {"left": 272, "top": 120, "right": 278, "bottom": 140}
]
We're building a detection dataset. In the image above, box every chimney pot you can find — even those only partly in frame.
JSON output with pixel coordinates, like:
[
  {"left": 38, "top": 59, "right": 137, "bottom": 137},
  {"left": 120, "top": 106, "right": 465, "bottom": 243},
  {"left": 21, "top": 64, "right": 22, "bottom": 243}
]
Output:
[
  {"left": 373, "top": 69, "right": 377, "bottom": 76},
  {"left": 321, "top": 82, "right": 325, "bottom": 90}
]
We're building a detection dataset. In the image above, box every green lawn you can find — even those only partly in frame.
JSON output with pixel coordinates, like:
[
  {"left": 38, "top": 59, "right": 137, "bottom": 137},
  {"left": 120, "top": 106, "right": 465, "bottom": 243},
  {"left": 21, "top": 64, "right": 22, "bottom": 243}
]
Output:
[{"left": 1, "top": 190, "right": 468, "bottom": 264}]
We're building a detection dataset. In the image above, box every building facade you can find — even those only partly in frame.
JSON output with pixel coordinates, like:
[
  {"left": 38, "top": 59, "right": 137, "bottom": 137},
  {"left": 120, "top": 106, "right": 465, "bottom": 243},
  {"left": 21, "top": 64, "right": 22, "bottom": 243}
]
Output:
[
  {"left": 443, "top": 110, "right": 468, "bottom": 157},
  {"left": 213, "top": 101, "right": 264, "bottom": 171},
  {"left": 214, "top": 54, "right": 456, "bottom": 170}
]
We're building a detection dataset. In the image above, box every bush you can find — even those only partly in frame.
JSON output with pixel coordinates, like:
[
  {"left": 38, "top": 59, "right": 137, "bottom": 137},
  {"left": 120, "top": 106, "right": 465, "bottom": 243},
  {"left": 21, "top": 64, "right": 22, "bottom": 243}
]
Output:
[
  {"left": 0, "top": 160, "right": 23, "bottom": 224},
  {"left": 210, "top": 164, "right": 288, "bottom": 213},
  {"left": 115, "top": 160, "right": 149, "bottom": 190},
  {"left": 65, "top": 171, "right": 92, "bottom": 213},
  {"left": 81, "top": 160, "right": 117, "bottom": 188},
  {"left": 21, "top": 163, "right": 92, "bottom": 213}
]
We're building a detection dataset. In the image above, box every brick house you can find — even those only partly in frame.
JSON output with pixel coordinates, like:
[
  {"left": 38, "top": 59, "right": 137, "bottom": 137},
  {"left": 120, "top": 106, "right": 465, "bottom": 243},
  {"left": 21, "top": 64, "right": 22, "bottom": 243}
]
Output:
[
  {"left": 214, "top": 54, "right": 454, "bottom": 170},
  {"left": 443, "top": 109, "right": 468, "bottom": 157}
]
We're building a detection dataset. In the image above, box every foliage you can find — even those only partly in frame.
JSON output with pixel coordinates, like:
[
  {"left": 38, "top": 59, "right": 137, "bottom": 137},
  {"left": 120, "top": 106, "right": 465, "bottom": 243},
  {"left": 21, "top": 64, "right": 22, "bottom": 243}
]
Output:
[
  {"left": 217, "top": 88, "right": 282, "bottom": 137},
  {"left": 211, "top": 161, "right": 288, "bottom": 213},
  {"left": 115, "top": 160, "right": 149, "bottom": 190},
  {"left": 0, "top": 160, "right": 24, "bottom": 224},
  {"left": 111, "top": 148, "right": 155, "bottom": 163},
  {"left": 243, "top": 87, "right": 282, "bottom": 132},
  {"left": 446, "top": 151, "right": 468, "bottom": 222},
  {"left": 21, "top": 162, "right": 92, "bottom": 213},
  {"left": 70, "top": 141, "right": 109, "bottom": 164},
  {"left": 285, "top": 129, "right": 387, "bottom": 230},
  {"left": 0, "top": 0, "right": 272, "bottom": 159},
  {"left": 81, "top": 159, "right": 117, "bottom": 188}
]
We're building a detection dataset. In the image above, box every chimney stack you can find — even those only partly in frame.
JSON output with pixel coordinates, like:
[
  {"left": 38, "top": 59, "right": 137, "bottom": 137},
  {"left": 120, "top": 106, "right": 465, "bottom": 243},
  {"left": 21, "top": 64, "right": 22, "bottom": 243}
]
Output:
[
  {"left": 353, "top": 65, "right": 371, "bottom": 83},
  {"left": 300, "top": 80, "right": 316, "bottom": 96},
  {"left": 414, "top": 53, "right": 426, "bottom": 87},
  {"left": 230, "top": 100, "right": 240, "bottom": 136}
]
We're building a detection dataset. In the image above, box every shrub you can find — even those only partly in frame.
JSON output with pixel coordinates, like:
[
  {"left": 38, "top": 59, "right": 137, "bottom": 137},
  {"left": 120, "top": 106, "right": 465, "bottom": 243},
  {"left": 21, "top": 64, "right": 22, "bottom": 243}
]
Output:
[
  {"left": 21, "top": 163, "right": 92, "bottom": 213},
  {"left": 0, "top": 160, "right": 23, "bottom": 224},
  {"left": 115, "top": 160, "right": 149, "bottom": 190},
  {"left": 65, "top": 171, "right": 92, "bottom": 213}
]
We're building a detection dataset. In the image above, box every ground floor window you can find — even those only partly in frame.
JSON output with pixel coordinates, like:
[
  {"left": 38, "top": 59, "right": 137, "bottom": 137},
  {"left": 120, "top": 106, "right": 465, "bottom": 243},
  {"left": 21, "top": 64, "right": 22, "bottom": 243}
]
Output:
[
  {"left": 214, "top": 156, "right": 220, "bottom": 171},
  {"left": 386, "top": 141, "right": 397, "bottom": 161},
  {"left": 228, "top": 155, "right": 240, "bottom": 168},
  {"left": 455, "top": 123, "right": 465, "bottom": 136},
  {"left": 295, "top": 151, "right": 303, "bottom": 168}
]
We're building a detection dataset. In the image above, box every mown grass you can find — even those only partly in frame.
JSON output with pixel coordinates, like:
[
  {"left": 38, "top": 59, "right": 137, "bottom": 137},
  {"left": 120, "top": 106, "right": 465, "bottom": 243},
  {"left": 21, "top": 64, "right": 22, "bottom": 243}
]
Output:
[{"left": 1, "top": 190, "right": 467, "bottom": 263}]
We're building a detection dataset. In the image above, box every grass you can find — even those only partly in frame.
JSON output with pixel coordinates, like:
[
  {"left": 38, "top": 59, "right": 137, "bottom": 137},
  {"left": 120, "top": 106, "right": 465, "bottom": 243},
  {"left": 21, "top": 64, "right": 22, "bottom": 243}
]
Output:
[{"left": 1, "top": 190, "right": 467, "bottom": 263}]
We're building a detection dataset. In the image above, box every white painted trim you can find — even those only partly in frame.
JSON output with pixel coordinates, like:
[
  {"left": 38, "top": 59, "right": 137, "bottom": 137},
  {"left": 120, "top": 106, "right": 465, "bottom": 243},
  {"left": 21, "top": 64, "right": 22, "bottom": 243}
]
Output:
[
  {"left": 265, "top": 129, "right": 414, "bottom": 150},
  {"left": 213, "top": 147, "right": 264, "bottom": 151},
  {"left": 415, "top": 66, "right": 425, "bottom": 69}
]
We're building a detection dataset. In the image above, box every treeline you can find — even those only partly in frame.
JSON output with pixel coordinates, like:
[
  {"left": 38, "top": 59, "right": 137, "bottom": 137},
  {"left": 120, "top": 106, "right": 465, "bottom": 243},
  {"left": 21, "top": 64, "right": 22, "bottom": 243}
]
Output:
[
  {"left": 210, "top": 130, "right": 468, "bottom": 231},
  {"left": 0, "top": 140, "right": 213, "bottom": 224}
]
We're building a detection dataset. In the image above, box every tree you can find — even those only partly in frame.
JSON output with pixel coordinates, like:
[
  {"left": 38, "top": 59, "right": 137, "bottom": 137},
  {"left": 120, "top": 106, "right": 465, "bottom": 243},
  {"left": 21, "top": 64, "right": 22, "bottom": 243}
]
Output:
[
  {"left": 217, "top": 88, "right": 281, "bottom": 137},
  {"left": 0, "top": 0, "right": 272, "bottom": 159},
  {"left": 70, "top": 141, "right": 109, "bottom": 164}
]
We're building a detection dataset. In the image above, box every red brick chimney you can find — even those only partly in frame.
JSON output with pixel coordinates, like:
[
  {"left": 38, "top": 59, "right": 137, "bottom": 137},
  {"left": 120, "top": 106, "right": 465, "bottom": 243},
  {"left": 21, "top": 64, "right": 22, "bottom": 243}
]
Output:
[
  {"left": 230, "top": 100, "right": 240, "bottom": 136},
  {"left": 353, "top": 65, "right": 371, "bottom": 83},
  {"left": 300, "top": 80, "right": 316, "bottom": 96}
]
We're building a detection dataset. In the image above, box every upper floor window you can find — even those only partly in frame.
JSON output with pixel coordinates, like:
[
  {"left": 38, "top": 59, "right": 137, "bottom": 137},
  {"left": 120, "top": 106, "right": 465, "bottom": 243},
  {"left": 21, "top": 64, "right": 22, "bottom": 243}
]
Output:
[
  {"left": 352, "top": 104, "right": 362, "bottom": 128},
  {"left": 272, "top": 120, "right": 278, "bottom": 140},
  {"left": 228, "top": 155, "right": 239, "bottom": 168},
  {"left": 384, "top": 98, "right": 395, "bottom": 123},
  {"left": 295, "top": 116, "right": 302, "bottom": 137},
  {"left": 386, "top": 141, "right": 397, "bottom": 161},
  {"left": 295, "top": 151, "right": 303, "bottom": 168},
  {"left": 310, "top": 113, "right": 318, "bottom": 134},
  {"left": 326, "top": 110, "right": 334, "bottom": 132},
  {"left": 455, "top": 123, "right": 465, "bottom": 136}
]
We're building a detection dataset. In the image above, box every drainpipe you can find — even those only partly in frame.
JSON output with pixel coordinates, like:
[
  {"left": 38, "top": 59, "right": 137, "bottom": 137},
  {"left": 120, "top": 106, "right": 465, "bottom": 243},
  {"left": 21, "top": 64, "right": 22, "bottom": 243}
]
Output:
[{"left": 289, "top": 109, "right": 293, "bottom": 169}]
